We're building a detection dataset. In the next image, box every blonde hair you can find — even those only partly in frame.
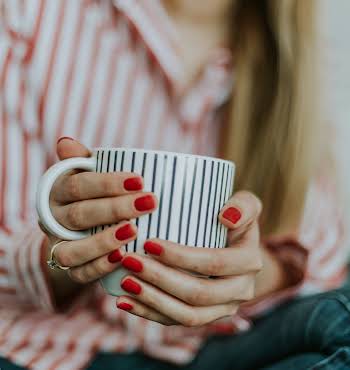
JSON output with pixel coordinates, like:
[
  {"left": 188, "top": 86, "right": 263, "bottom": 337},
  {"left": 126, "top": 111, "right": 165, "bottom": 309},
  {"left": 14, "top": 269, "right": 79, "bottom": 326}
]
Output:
[{"left": 224, "top": 0, "right": 321, "bottom": 235}]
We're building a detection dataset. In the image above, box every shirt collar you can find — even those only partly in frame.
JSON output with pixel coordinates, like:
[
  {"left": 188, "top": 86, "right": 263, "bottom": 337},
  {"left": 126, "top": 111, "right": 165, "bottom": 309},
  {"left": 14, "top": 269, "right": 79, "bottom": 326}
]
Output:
[
  {"left": 112, "top": 0, "right": 234, "bottom": 112},
  {"left": 112, "top": 0, "right": 185, "bottom": 92}
]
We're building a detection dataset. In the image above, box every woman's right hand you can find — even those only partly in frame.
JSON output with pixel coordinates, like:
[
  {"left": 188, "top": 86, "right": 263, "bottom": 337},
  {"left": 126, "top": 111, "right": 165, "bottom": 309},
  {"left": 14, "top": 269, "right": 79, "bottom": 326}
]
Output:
[{"left": 43, "top": 137, "right": 158, "bottom": 285}]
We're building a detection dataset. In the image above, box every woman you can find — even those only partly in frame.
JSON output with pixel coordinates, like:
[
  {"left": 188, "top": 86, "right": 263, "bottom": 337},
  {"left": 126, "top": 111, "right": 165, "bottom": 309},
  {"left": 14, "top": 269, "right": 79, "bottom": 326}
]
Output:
[{"left": 0, "top": 1, "right": 348, "bottom": 369}]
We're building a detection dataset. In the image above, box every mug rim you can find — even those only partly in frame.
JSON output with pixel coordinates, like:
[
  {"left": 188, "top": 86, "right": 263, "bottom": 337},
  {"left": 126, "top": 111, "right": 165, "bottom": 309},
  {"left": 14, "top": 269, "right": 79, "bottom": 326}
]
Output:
[{"left": 92, "top": 147, "right": 235, "bottom": 167}]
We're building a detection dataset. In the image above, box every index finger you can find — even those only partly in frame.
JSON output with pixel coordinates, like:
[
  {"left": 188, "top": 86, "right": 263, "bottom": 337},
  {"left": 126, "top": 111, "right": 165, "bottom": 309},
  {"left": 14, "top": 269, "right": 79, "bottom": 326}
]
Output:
[
  {"left": 52, "top": 171, "right": 144, "bottom": 203},
  {"left": 143, "top": 224, "right": 261, "bottom": 277}
]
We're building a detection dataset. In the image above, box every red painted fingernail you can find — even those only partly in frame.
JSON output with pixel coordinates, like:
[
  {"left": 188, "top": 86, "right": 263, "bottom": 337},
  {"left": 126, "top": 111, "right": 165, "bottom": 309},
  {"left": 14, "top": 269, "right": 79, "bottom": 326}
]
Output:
[
  {"left": 134, "top": 195, "right": 155, "bottom": 212},
  {"left": 117, "top": 302, "right": 133, "bottom": 311},
  {"left": 124, "top": 177, "right": 143, "bottom": 191},
  {"left": 144, "top": 241, "right": 163, "bottom": 256},
  {"left": 223, "top": 207, "right": 242, "bottom": 224},
  {"left": 122, "top": 256, "right": 143, "bottom": 273},
  {"left": 115, "top": 224, "right": 135, "bottom": 241},
  {"left": 57, "top": 136, "right": 74, "bottom": 144},
  {"left": 121, "top": 278, "right": 141, "bottom": 295},
  {"left": 108, "top": 249, "right": 123, "bottom": 263}
]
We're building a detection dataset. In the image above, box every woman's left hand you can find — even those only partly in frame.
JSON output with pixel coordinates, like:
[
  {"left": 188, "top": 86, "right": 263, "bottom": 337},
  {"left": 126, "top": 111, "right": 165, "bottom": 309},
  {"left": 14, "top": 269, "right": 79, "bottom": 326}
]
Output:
[{"left": 116, "top": 191, "right": 263, "bottom": 327}]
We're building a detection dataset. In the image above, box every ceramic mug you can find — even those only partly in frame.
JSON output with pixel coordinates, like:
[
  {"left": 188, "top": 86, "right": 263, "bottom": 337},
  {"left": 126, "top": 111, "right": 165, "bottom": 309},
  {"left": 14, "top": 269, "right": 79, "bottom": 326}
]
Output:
[{"left": 36, "top": 148, "right": 235, "bottom": 296}]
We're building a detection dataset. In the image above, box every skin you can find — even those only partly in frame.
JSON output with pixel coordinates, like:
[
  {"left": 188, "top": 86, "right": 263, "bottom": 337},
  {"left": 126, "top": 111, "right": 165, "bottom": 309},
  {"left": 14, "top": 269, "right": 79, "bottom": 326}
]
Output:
[
  {"left": 162, "top": 0, "right": 234, "bottom": 92},
  {"left": 43, "top": 0, "right": 287, "bottom": 323},
  {"left": 44, "top": 139, "right": 157, "bottom": 304},
  {"left": 45, "top": 139, "right": 286, "bottom": 325}
]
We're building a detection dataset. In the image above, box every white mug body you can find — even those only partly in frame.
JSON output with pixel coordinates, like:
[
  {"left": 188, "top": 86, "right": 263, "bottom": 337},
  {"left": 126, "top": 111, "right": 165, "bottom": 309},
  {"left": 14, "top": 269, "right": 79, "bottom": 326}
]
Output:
[{"left": 36, "top": 148, "right": 235, "bottom": 296}]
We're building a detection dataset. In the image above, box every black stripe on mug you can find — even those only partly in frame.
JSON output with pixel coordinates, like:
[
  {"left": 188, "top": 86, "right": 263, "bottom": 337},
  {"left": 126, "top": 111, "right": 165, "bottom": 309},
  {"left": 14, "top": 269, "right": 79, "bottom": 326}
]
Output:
[
  {"left": 185, "top": 157, "right": 198, "bottom": 246},
  {"left": 134, "top": 152, "right": 147, "bottom": 253},
  {"left": 195, "top": 159, "right": 206, "bottom": 246},
  {"left": 166, "top": 156, "right": 177, "bottom": 240},
  {"left": 94, "top": 149, "right": 233, "bottom": 252},
  {"left": 178, "top": 156, "right": 188, "bottom": 244},
  {"left": 202, "top": 160, "right": 214, "bottom": 248},
  {"left": 146, "top": 153, "right": 158, "bottom": 240}
]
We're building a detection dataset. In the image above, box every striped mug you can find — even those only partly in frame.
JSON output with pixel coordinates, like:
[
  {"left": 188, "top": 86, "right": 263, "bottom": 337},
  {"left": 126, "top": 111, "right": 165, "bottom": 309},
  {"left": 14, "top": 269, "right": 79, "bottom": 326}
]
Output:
[{"left": 36, "top": 148, "right": 235, "bottom": 296}]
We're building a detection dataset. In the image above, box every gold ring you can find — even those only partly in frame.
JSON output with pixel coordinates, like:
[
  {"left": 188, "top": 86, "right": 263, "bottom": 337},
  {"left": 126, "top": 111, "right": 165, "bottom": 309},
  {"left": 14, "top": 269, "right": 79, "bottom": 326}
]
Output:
[{"left": 47, "top": 240, "right": 70, "bottom": 270}]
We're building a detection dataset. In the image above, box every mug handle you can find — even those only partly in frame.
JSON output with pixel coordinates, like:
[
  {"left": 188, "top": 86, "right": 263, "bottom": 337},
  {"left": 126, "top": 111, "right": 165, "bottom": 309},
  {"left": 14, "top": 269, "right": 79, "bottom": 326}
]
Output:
[{"left": 36, "top": 156, "right": 96, "bottom": 241}]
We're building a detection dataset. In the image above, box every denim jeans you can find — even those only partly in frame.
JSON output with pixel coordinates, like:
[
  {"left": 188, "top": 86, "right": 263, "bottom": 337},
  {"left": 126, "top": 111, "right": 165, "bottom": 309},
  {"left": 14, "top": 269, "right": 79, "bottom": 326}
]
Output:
[{"left": 2, "top": 287, "right": 350, "bottom": 370}]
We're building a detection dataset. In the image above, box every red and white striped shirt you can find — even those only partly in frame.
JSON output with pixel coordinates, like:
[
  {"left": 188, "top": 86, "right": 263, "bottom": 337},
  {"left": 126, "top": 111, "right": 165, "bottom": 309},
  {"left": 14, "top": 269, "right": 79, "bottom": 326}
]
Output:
[{"left": 0, "top": 1, "right": 347, "bottom": 369}]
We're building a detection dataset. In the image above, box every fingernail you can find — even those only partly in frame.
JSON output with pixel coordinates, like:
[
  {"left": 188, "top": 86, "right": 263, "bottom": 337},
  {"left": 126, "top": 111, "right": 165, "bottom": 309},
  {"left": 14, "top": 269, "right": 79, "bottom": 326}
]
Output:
[
  {"left": 121, "top": 278, "right": 141, "bottom": 295},
  {"left": 223, "top": 207, "right": 242, "bottom": 224},
  {"left": 144, "top": 241, "right": 163, "bottom": 256},
  {"left": 117, "top": 302, "right": 133, "bottom": 311},
  {"left": 122, "top": 256, "right": 143, "bottom": 272},
  {"left": 115, "top": 224, "right": 135, "bottom": 241},
  {"left": 124, "top": 177, "right": 143, "bottom": 191},
  {"left": 134, "top": 195, "right": 155, "bottom": 212},
  {"left": 108, "top": 249, "right": 123, "bottom": 263},
  {"left": 57, "top": 136, "right": 74, "bottom": 144}
]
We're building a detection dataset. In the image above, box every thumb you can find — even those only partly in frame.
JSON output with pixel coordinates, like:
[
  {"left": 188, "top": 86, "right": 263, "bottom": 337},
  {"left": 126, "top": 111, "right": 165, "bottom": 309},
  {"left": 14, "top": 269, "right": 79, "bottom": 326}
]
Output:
[{"left": 56, "top": 137, "right": 91, "bottom": 160}]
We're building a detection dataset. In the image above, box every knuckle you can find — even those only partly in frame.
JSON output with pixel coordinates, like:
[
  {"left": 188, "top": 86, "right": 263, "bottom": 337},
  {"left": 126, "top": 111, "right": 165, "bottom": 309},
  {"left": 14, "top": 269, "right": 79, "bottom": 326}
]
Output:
[
  {"left": 243, "top": 191, "right": 263, "bottom": 214},
  {"left": 147, "top": 266, "right": 162, "bottom": 285},
  {"left": 94, "top": 230, "right": 111, "bottom": 253},
  {"left": 100, "top": 175, "right": 114, "bottom": 194},
  {"left": 69, "top": 269, "right": 86, "bottom": 284},
  {"left": 66, "top": 175, "right": 81, "bottom": 200},
  {"left": 248, "top": 255, "right": 263, "bottom": 272},
  {"left": 110, "top": 200, "right": 123, "bottom": 220},
  {"left": 53, "top": 246, "right": 72, "bottom": 267},
  {"left": 206, "top": 254, "right": 225, "bottom": 276},
  {"left": 181, "top": 311, "right": 201, "bottom": 327},
  {"left": 228, "top": 302, "right": 240, "bottom": 317},
  {"left": 230, "top": 304, "right": 239, "bottom": 316},
  {"left": 92, "top": 260, "right": 108, "bottom": 277},
  {"left": 93, "top": 230, "right": 105, "bottom": 245},
  {"left": 255, "top": 258, "right": 263, "bottom": 272},
  {"left": 66, "top": 202, "right": 84, "bottom": 229},
  {"left": 236, "top": 276, "right": 256, "bottom": 301},
  {"left": 246, "top": 281, "right": 256, "bottom": 300},
  {"left": 187, "top": 282, "right": 209, "bottom": 306}
]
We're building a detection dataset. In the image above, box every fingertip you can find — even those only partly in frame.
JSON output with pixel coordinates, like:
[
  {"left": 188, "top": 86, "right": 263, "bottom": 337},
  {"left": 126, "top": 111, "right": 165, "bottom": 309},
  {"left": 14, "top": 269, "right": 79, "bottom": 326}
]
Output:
[
  {"left": 116, "top": 300, "right": 133, "bottom": 311},
  {"left": 146, "top": 237, "right": 162, "bottom": 244},
  {"left": 123, "top": 176, "right": 144, "bottom": 192},
  {"left": 57, "top": 136, "right": 74, "bottom": 145},
  {"left": 108, "top": 248, "right": 124, "bottom": 263},
  {"left": 218, "top": 215, "right": 234, "bottom": 230},
  {"left": 144, "top": 240, "right": 163, "bottom": 256},
  {"left": 123, "top": 220, "right": 138, "bottom": 233},
  {"left": 114, "top": 222, "right": 137, "bottom": 242},
  {"left": 149, "top": 192, "right": 159, "bottom": 210},
  {"left": 56, "top": 136, "right": 91, "bottom": 160},
  {"left": 120, "top": 276, "right": 142, "bottom": 295},
  {"left": 146, "top": 192, "right": 158, "bottom": 208},
  {"left": 127, "top": 222, "right": 138, "bottom": 239},
  {"left": 117, "top": 220, "right": 137, "bottom": 229},
  {"left": 220, "top": 206, "right": 242, "bottom": 228},
  {"left": 134, "top": 193, "right": 158, "bottom": 213}
]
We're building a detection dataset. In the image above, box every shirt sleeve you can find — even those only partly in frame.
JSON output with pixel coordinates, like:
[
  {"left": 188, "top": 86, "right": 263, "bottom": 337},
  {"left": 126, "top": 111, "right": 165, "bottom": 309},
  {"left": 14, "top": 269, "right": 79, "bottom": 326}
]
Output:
[
  {"left": 0, "top": 227, "right": 55, "bottom": 311},
  {"left": 0, "top": 1, "right": 56, "bottom": 312},
  {"left": 239, "top": 176, "right": 347, "bottom": 318},
  {"left": 297, "top": 176, "right": 347, "bottom": 294}
]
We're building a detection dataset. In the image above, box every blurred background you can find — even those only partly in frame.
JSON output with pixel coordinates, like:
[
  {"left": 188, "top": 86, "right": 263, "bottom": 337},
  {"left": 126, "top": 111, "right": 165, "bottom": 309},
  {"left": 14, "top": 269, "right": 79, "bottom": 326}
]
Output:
[{"left": 319, "top": 0, "right": 350, "bottom": 231}]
